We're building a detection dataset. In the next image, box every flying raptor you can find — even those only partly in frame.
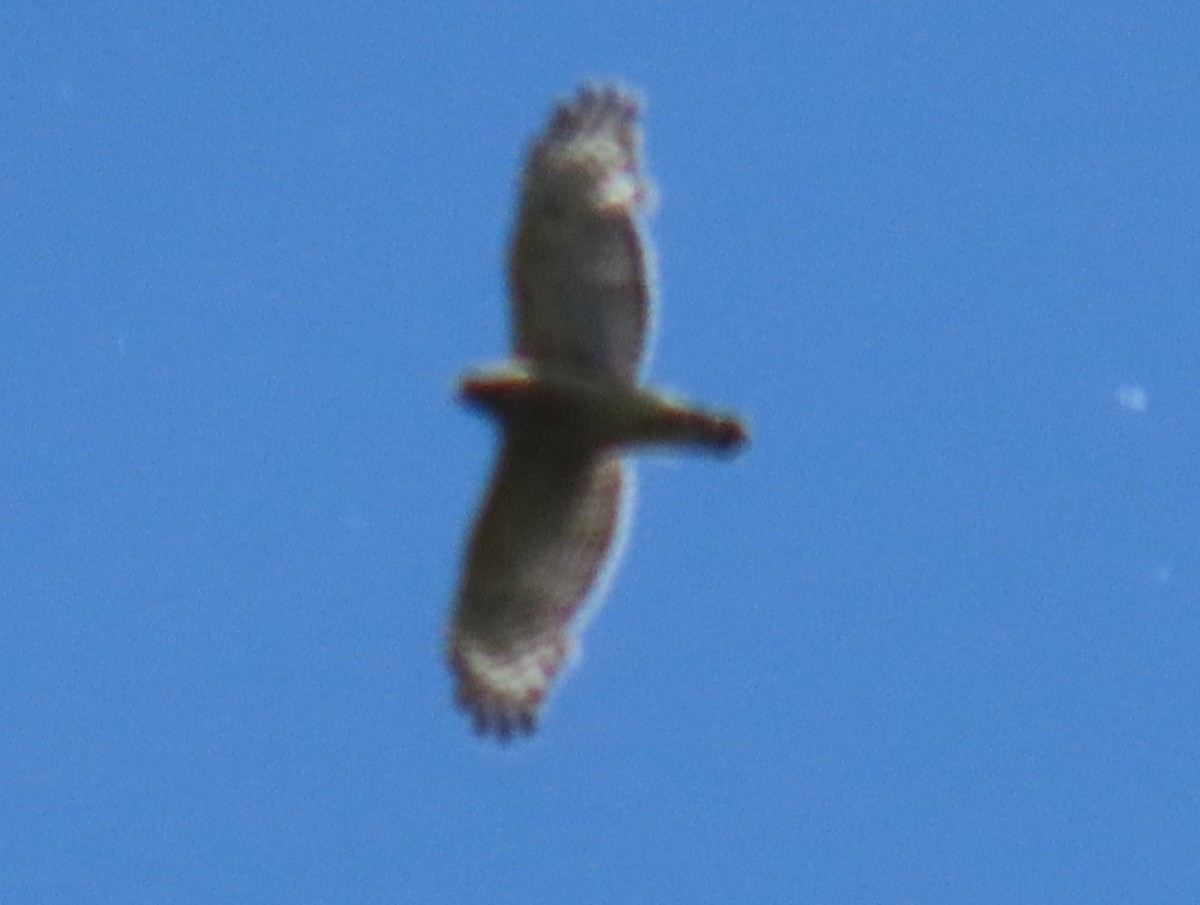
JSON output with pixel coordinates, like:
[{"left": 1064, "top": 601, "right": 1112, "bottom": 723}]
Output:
[{"left": 448, "top": 84, "right": 748, "bottom": 739}]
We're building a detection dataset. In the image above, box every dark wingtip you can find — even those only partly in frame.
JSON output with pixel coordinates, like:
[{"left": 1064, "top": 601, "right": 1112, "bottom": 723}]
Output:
[
  {"left": 468, "top": 706, "right": 538, "bottom": 743},
  {"left": 449, "top": 635, "right": 566, "bottom": 744},
  {"left": 713, "top": 415, "right": 750, "bottom": 454},
  {"left": 566, "top": 80, "right": 642, "bottom": 118},
  {"left": 452, "top": 659, "right": 542, "bottom": 743},
  {"left": 541, "top": 81, "right": 642, "bottom": 169}
]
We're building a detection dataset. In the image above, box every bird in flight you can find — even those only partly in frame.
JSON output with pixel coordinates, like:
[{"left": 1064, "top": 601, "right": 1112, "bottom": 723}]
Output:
[{"left": 448, "top": 83, "right": 748, "bottom": 740}]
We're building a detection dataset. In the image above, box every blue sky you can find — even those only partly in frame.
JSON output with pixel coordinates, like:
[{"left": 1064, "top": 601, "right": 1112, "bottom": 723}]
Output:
[{"left": 5, "top": 4, "right": 1200, "bottom": 903}]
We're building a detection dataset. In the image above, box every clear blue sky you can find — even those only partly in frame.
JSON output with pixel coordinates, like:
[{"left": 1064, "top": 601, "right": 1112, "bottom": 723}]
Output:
[{"left": 5, "top": 4, "right": 1199, "bottom": 903}]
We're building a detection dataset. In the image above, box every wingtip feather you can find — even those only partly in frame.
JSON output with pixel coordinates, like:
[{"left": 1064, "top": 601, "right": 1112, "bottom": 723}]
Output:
[{"left": 449, "top": 635, "right": 573, "bottom": 741}]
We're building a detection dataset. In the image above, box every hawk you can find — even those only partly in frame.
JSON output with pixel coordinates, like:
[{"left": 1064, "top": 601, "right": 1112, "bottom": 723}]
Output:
[{"left": 449, "top": 84, "right": 748, "bottom": 739}]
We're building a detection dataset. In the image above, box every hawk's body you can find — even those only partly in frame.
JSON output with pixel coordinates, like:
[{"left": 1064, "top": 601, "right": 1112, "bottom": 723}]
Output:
[{"left": 449, "top": 85, "right": 747, "bottom": 739}]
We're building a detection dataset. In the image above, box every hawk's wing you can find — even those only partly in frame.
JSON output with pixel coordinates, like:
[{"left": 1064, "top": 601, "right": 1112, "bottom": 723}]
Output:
[
  {"left": 509, "top": 85, "right": 654, "bottom": 385},
  {"left": 448, "top": 434, "right": 626, "bottom": 738}
]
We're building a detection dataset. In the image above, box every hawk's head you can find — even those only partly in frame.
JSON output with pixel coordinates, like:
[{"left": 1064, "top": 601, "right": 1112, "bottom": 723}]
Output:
[{"left": 458, "top": 363, "right": 539, "bottom": 418}]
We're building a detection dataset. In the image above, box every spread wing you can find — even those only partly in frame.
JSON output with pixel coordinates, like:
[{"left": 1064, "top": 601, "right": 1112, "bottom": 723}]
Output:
[
  {"left": 448, "top": 435, "right": 626, "bottom": 738},
  {"left": 509, "top": 84, "right": 654, "bottom": 385}
]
